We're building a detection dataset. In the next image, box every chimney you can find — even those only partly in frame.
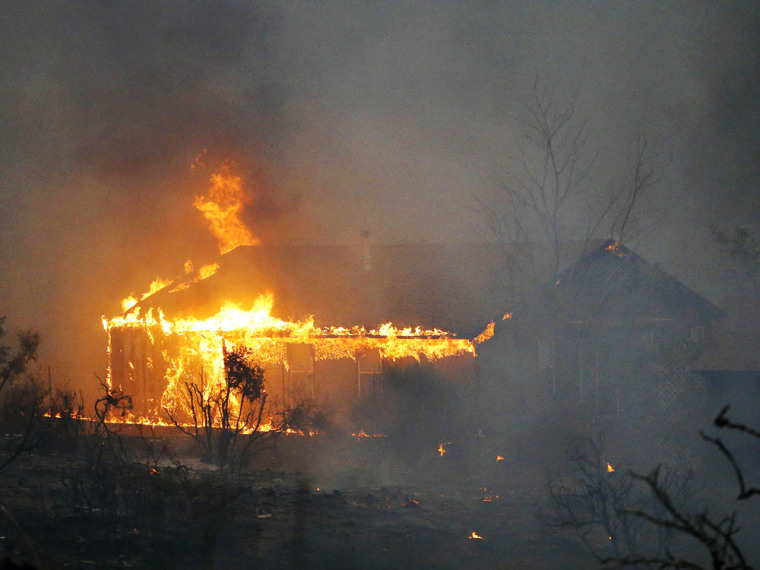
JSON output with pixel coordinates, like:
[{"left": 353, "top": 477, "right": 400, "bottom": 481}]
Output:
[{"left": 360, "top": 230, "right": 372, "bottom": 272}]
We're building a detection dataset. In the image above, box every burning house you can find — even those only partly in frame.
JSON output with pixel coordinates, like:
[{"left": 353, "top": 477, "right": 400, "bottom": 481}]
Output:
[
  {"left": 104, "top": 242, "right": 509, "bottom": 427},
  {"left": 479, "top": 240, "right": 726, "bottom": 424},
  {"left": 102, "top": 164, "right": 508, "bottom": 427}
]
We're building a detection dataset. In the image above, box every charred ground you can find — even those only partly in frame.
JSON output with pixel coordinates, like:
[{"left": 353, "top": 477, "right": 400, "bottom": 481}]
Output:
[
  {"left": 0, "top": 404, "right": 758, "bottom": 570},
  {"left": 0, "top": 423, "right": 595, "bottom": 570}
]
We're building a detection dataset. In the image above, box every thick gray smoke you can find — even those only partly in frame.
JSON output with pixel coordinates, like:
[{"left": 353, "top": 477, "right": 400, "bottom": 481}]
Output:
[{"left": 0, "top": 1, "right": 758, "bottom": 395}]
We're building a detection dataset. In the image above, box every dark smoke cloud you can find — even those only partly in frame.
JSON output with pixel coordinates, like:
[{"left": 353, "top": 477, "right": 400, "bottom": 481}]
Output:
[{"left": 0, "top": 1, "right": 758, "bottom": 392}]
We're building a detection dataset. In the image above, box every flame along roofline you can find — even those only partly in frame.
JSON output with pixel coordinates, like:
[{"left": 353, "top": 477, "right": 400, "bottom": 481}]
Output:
[
  {"left": 105, "top": 306, "right": 469, "bottom": 341},
  {"left": 119, "top": 242, "right": 509, "bottom": 339},
  {"left": 106, "top": 322, "right": 467, "bottom": 341}
]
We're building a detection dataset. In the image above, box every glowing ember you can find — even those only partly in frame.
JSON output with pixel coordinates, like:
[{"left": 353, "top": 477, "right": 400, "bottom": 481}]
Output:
[
  {"left": 469, "top": 531, "right": 483, "bottom": 540},
  {"left": 352, "top": 430, "right": 387, "bottom": 439},
  {"left": 438, "top": 442, "right": 450, "bottom": 457},
  {"left": 607, "top": 462, "right": 615, "bottom": 473},
  {"left": 496, "top": 455, "right": 505, "bottom": 462},
  {"left": 401, "top": 497, "right": 421, "bottom": 508},
  {"left": 605, "top": 240, "right": 628, "bottom": 257}
]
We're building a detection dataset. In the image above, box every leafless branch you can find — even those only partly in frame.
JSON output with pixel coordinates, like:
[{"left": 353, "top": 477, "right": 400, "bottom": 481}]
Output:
[
  {"left": 473, "top": 81, "right": 664, "bottom": 304},
  {"left": 614, "top": 133, "right": 666, "bottom": 243},
  {"left": 613, "top": 467, "right": 751, "bottom": 570},
  {"left": 700, "top": 406, "right": 760, "bottom": 500}
]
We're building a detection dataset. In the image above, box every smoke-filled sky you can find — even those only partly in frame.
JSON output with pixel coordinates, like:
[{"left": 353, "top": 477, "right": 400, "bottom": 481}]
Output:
[{"left": 1, "top": 1, "right": 758, "bottom": 388}]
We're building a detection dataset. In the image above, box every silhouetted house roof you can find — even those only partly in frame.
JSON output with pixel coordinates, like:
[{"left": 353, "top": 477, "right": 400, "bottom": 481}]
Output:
[
  {"left": 494, "top": 239, "right": 725, "bottom": 335},
  {"left": 129, "top": 243, "right": 509, "bottom": 339}
]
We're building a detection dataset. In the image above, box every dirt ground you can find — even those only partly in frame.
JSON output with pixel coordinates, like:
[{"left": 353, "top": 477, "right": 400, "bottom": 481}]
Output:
[{"left": 0, "top": 423, "right": 597, "bottom": 569}]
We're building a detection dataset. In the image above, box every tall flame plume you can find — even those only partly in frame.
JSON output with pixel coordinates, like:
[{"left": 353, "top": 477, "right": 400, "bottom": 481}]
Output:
[{"left": 193, "top": 162, "right": 260, "bottom": 254}]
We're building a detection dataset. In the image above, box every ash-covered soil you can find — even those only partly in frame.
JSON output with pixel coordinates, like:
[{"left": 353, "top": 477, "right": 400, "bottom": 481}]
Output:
[{"left": 0, "top": 424, "right": 596, "bottom": 569}]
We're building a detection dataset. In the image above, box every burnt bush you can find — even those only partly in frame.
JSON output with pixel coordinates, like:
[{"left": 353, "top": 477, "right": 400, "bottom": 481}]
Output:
[
  {"left": 281, "top": 398, "right": 332, "bottom": 434},
  {"left": 545, "top": 435, "right": 698, "bottom": 563},
  {"left": 0, "top": 377, "right": 48, "bottom": 469},
  {"left": 165, "top": 343, "right": 285, "bottom": 472},
  {"left": 600, "top": 407, "right": 760, "bottom": 569},
  {"left": 0, "top": 377, "right": 46, "bottom": 435},
  {"left": 0, "top": 321, "right": 39, "bottom": 395},
  {"left": 43, "top": 388, "right": 87, "bottom": 450},
  {"left": 0, "top": 319, "right": 43, "bottom": 469}
]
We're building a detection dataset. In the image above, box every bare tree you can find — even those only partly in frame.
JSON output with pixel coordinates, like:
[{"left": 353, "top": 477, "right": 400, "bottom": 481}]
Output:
[
  {"left": 474, "top": 82, "right": 663, "bottom": 302},
  {"left": 611, "top": 468, "right": 750, "bottom": 569},
  {"left": 702, "top": 407, "right": 760, "bottom": 501},
  {"left": 546, "top": 435, "right": 695, "bottom": 563},
  {"left": 612, "top": 133, "right": 663, "bottom": 244},
  {"left": 90, "top": 380, "right": 134, "bottom": 467},
  {"left": 600, "top": 407, "right": 760, "bottom": 569}
]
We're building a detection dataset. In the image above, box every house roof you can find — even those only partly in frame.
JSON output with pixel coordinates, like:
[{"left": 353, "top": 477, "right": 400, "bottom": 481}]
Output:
[
  {"left": 505, "top": 239, "right": 725, "bottom": 327},
  {"left": 128, "top": 243, "right": 509, "bottom": 339}
]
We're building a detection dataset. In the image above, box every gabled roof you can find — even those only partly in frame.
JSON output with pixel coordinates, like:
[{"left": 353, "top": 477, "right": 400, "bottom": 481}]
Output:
[
  {"left": 508, "top": 239, "right": 725, "bottom": 326},
  {"left": 129, "top": 243, "right": 509, "bottom": 338}
]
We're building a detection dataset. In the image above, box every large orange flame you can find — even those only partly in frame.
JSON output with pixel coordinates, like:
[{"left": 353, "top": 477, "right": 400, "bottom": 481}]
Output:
[{"left": 193, "top": 163, "right": 260, "bottom": 254}]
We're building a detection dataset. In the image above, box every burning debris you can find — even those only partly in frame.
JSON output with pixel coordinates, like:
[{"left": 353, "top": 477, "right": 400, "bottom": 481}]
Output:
[
  {"left": 481, "top": 487, "right": 500, "bottom": 502},
  {"left": 604, "top": 240, "right": 629, "bottom": 257},
  {"left": 351, "top": 430, "right": 387, "bottom": 438},
  {"left": 401, "top": 496, "right": 421, "bottom": 508}
]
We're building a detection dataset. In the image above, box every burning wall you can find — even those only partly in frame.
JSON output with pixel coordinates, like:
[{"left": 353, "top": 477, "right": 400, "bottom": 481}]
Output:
[{"left": 104, "top": 286, "right": 477, "bottom": 424}]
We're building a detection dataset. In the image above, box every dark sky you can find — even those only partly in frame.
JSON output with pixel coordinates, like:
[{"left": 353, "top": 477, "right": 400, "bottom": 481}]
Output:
[{"left": 1, "top": 1, "right": 758, "bottom": 388}]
